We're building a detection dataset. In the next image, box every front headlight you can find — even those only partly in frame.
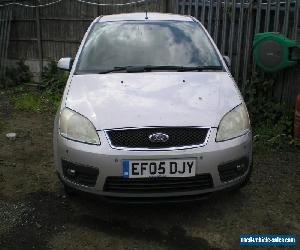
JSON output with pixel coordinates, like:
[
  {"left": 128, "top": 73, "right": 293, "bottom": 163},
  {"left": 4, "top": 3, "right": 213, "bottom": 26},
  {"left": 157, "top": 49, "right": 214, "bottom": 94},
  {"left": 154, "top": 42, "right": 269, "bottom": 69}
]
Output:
[
  {"left": 216, "top": 103, "right": 250, "bottom": 142},
  {"left": 59, "top": 108, "right": 100, "bottom": 145}
]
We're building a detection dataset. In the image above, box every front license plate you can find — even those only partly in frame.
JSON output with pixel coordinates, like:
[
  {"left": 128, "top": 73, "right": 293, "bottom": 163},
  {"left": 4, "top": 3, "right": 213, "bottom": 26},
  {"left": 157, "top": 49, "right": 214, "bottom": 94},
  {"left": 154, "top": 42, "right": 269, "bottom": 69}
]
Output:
[{"left": 122, "top": 159, "right": 196, "bottom": 178}]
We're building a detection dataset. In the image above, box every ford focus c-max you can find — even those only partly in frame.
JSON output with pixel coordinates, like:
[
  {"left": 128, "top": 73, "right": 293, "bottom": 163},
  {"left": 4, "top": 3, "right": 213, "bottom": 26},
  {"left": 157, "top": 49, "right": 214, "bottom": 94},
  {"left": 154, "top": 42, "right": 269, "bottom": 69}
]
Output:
[{"left": 53, "top": 13, "right": 252, "bottom": 202}]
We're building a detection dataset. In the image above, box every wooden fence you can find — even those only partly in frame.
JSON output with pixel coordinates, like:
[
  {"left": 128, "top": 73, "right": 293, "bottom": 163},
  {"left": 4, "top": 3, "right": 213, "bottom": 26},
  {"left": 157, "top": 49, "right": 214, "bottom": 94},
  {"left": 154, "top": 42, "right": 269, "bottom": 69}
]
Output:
[
  {"left": 7, "top": 0, "right": 169, "bottom": 62},
  {"left": 0, "top": 4, "right": 12, "bottom": 84}
]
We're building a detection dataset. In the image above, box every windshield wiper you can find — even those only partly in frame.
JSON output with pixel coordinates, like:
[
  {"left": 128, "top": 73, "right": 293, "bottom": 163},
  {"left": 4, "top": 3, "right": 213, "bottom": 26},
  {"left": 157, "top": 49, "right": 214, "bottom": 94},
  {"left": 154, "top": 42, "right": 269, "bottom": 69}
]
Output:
[
  {"left": 98, "top": 65, "right": 223, "bottom": 74},
  {"left": 131, "top": 65, "right": 224, "bottom": 72},
  {"left": 98, "top": 66, "right": 128, "bottom": 74},
  {"left": 98, "top": 65, "right": 181, "bottom": 74},
  {"left": 176, "top": 65, "right": 224, "bottom": 72},
  {"left": 143, "top": 65, "right": 183, "bottom": 71},
  {"left": 139, "top": 65, "right": 224, "bottom": 72}
]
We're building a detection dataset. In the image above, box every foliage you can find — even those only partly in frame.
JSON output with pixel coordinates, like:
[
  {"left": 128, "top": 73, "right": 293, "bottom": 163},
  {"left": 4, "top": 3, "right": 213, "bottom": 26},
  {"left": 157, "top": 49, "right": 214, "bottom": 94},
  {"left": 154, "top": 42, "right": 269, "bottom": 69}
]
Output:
[
  {"left": 244, "top": 73, "right": 298, "bottom": 149},
  {"left": 11, "top": 60, "right": 68, "bottom": 112},
  {"left": 41, "top": 61, "right": 68, "bottom": 95},
  {"left": 40, "top": 61, "right": 69, "bottom": 108},
  {"left": 4, "top": 60, "right": 33, "bottom": 87}
]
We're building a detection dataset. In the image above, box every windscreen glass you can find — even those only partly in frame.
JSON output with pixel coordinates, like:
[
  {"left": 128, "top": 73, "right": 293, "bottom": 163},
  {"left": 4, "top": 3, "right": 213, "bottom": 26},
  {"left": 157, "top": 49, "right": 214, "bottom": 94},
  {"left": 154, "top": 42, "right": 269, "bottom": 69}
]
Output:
[{"left": 76, "top": 21, "right": 221, "bottom": 73}]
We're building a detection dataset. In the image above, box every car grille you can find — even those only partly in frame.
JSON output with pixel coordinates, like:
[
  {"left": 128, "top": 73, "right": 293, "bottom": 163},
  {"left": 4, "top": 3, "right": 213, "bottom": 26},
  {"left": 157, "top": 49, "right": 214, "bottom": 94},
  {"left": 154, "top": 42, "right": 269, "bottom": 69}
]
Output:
[
  {"left": 103, "top": 174, "right": 213, "bottom": 193},
  {"left": 106, "top": 127, "right": 209, "bottom": 149}
]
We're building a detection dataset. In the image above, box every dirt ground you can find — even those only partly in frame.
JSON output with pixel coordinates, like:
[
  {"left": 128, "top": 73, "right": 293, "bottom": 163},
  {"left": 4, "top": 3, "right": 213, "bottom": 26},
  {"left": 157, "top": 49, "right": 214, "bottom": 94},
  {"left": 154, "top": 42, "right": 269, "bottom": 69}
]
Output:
[{"left": 0, "top": 97, "right": 299, "bottom": 250}]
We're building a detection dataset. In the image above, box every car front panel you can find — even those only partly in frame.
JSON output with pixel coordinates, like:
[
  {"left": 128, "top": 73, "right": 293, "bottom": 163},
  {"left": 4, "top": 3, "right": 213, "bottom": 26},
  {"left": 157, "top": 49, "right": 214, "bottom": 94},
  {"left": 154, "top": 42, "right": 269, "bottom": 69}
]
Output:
[{"left": 54, "top": 120, "right": 252, "bottom": 198}]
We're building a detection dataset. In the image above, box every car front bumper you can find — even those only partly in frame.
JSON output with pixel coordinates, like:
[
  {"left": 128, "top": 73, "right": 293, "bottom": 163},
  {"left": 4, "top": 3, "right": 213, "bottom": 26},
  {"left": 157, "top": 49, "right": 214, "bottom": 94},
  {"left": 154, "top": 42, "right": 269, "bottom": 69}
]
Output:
[{"left": 53, "top": 123, "right": 253, "bottom": 199}]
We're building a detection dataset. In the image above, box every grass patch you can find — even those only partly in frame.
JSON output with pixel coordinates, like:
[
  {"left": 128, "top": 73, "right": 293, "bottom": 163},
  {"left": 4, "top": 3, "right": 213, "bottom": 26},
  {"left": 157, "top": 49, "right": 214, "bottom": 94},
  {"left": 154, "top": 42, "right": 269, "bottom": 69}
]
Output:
[
  {"left": 12, "top": 92, "right": 42, "bottom": 112},
  {"left": 11, "top": 87, "right": 61, "bottom": 113}
]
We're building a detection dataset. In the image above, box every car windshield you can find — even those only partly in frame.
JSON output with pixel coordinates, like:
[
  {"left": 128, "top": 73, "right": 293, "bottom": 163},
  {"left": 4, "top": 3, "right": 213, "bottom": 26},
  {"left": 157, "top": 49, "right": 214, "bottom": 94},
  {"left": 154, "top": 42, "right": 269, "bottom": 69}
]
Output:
[{"left": 75, "top": 20, "right": 222, "bottom": 74}]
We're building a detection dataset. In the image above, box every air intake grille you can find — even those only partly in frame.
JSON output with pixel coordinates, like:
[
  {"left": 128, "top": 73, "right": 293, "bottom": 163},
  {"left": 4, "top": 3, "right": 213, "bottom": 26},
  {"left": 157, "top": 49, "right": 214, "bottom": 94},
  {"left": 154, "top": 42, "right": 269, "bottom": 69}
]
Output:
[
  {"left": 103, "top": 174, "right": 213, "bottom": 193},
  {"left": 62, "top": 160, "right": 99, "bottom": 187},
  {"left": 106, "top": 127, "right": 209, "bottom": 149},
  {"left": 218, "top": 157, "right": 249, "bottom": 182}
]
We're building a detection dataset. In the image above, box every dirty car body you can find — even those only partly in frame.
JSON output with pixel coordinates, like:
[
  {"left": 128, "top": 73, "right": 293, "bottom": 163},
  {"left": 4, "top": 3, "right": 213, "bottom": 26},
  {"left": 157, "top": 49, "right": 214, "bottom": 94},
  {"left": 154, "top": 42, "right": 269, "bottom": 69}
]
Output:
[{"left": 53, "top": 13, "right": 252, "bottom": 202}]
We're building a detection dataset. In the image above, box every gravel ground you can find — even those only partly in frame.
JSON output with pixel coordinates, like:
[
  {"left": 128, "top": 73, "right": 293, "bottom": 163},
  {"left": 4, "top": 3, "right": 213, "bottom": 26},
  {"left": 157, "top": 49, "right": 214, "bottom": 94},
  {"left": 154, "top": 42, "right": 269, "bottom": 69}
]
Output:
[{"left": 0, "top": 102, "right": 299, "bottom": 249}]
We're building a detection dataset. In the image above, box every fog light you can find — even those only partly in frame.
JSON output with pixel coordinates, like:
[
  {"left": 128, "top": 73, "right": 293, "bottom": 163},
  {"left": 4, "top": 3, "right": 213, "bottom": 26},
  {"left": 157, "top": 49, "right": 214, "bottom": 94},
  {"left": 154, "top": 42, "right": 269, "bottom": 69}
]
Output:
[
  {"left": 218, "top": 157, "right": 249, "bottom": 182},
  {"left": 236, "top": 164, "right": 246, "bottom": 172},
  {"left": 61, "top": 160, "right": 99, "bottom": 187},
  {"left": 67, "top": 168, "right": 76, "bottom": 176}
]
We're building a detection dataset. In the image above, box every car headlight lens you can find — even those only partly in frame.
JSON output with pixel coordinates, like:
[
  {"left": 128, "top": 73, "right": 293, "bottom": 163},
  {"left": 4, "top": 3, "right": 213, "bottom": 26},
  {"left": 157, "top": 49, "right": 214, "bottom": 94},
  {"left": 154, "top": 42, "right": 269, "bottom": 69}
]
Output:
[
  {"left": 59, "top": 108, "right": 100, "bottom": 145},
  {"left": 216, "top": 103, "right": 250, "bottom": 142}
]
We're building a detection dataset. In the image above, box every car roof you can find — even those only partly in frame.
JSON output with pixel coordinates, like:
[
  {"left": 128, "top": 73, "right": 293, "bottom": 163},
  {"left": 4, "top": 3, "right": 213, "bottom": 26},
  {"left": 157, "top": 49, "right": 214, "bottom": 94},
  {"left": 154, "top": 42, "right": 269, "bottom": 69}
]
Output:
[{"left": 98, "top": 12, "right": 194, "bottom": 22}]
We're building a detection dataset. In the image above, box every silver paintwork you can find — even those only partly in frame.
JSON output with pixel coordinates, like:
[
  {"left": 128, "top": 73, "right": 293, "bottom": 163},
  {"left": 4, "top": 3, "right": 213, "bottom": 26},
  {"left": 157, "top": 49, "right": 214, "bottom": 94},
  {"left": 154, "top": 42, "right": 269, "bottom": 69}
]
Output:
[
  {"left": 99, "top": 12, "right": 192, "bottom": 22},
  {"left": 53, "top": 126, "right": 252, "bottom": 197},
  {"left": 64, "top": 72, "right": 242, "bottom": 129},
  {"left": 53, "top": 13, "right": 253, "bottom": 199}
]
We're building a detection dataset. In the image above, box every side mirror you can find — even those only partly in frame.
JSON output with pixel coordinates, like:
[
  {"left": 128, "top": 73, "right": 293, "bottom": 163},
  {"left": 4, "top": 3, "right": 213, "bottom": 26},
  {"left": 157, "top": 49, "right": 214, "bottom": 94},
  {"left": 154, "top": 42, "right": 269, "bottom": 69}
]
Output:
[
  {"left": 57, "top": 57, "right": 74, "bottom": 71},
  {"left": 223, "top": 56, "right": 231, "bottom": 69}
]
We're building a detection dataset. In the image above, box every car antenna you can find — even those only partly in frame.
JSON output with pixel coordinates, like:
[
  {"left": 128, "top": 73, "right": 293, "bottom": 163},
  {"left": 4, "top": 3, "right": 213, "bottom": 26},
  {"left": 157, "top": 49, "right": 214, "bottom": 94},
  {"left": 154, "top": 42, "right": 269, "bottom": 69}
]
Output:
[{"left": 145, "top": 0, "right": 148, "bottom": 20}]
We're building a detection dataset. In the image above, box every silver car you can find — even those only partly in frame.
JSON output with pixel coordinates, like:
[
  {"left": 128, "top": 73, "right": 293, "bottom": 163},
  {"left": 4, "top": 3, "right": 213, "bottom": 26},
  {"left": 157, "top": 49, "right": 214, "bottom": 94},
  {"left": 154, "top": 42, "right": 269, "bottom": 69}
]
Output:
[{"left": 53, "top": 13, "right": 252, "bottom": 202}]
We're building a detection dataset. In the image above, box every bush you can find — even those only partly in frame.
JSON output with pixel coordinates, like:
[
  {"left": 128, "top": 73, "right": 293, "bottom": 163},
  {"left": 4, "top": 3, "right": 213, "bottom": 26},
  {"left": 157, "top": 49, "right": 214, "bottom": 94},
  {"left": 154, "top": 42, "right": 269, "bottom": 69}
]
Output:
[
  {"left": 41, "top": 61, "right": 68, "bottom": 94},
  {"left": 40, "top": 61, "right": 69, "bottom": 108},
  {"left": 4, "top": 60, "right": 33, "bottom": 87},
  {"left": 10, "top": 60, "right": 68, "bottom": 112},
  {"left": 244, "top": 73, "right": 296, "bottom": 149}
]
